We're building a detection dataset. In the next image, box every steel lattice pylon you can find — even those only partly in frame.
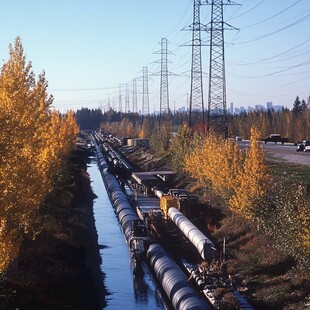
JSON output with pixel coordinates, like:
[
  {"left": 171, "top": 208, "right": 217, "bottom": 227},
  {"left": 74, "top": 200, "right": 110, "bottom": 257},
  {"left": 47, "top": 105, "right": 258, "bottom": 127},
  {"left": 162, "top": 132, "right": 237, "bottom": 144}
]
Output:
[
  {"left": 188, "top": 0, "right": 205, "bottom": 128},
  {"left": 206, "top": 0, "right": 238, "bottom": 137},
  {"left": 125, "top": 83, "right": 130, "bottom": 113},
  {"left": 132, "top": 78, "right": 138, "bottom": 113},
  {"left": 118, "top": 84, "right": 123, "bottom": 112},
  {"left": 159, "top": 38, "right": 170, "bottom": 116},
  {"left": 142, "top": 66, "right": 150, "bottom": 115},
  {"left": 153, "top": 37, "right": 173, "bottom": 118}
]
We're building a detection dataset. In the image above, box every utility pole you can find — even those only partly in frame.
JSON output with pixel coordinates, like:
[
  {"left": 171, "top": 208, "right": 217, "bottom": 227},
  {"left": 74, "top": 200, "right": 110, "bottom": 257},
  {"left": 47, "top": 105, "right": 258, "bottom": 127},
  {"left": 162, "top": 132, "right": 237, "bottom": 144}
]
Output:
[
  {"left": 183, "top": 0, "right": 206, "bottom": 129},
  {"left": 206, "top": 0, "right": 238, "bottom": 137},
  {"left": 142, "top": 66, "right": 150, "bottom": 115}
]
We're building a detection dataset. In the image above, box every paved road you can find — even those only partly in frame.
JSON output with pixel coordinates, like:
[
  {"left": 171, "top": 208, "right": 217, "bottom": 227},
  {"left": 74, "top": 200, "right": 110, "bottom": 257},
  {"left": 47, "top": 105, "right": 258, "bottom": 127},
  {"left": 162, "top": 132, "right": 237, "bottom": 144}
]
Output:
[{"left": 237, "top": 141, "right": 310, "bottom": 167}]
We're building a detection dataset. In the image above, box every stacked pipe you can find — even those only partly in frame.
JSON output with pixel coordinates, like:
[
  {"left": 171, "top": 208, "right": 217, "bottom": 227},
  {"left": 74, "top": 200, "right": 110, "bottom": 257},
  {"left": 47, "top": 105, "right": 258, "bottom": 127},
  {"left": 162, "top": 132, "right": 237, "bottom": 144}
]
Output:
[
  {"left": 102, "top": 171, "right": 140, "bottom": 243},
  {"left": 91, "top": 133, "right": 109, "bottom": 171},
  {"left": 168, "top": 207, "right": 216, "bottom": 262},
  {"left": 147, "top": 244, "right": 212, "bottom": 310}
]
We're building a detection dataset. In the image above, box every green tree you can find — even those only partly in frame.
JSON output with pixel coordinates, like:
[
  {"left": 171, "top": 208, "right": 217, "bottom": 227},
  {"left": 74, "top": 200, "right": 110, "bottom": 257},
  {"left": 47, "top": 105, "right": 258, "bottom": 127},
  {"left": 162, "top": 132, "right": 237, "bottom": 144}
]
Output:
[
  {"left": 169, "top": 124, "right": 202, "bottom": 172},
  {"left": 293, "top": 96, "right": 302, "bottom": 113},
  {"left": 256, "top": 180, "right": 310, "bottom": 267}
]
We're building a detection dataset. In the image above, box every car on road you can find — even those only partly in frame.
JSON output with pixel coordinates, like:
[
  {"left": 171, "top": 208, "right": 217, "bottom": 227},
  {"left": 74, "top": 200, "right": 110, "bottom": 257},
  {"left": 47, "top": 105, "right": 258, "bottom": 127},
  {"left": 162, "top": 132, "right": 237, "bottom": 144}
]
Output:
[
  {"left": 235, "top": 136, "right": 243, "bottom": 141},
  {"left": 296, "top": 140, "right": 310, "bottom": 152}
]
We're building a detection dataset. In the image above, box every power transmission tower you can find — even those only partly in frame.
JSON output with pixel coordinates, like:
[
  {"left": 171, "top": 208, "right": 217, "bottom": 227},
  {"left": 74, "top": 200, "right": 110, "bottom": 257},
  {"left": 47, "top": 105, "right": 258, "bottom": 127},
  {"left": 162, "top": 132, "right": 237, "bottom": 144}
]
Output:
[
  {"left": 206, "top": 0, "right": 238, "bottom": 137},
  {"left": 132, "top": 78, "right": 138, "bottom": 113},
  {"left": 125, "top": 83, "right": 130, "bottom": 113},
  {"left": 118, "top": 84, "right": 123, "bottom": 112},
  {"left": 106, "top": 95, "right": 111, "bottom": 111},
  {"left": 154, "top": 38, "right": 172, "bottom": 117},
  {"left": 183, "top": 0, "right": 206, "bottom": 129},
  {"left": 142, "top": 66, "right": 150, "bottom": 115}
]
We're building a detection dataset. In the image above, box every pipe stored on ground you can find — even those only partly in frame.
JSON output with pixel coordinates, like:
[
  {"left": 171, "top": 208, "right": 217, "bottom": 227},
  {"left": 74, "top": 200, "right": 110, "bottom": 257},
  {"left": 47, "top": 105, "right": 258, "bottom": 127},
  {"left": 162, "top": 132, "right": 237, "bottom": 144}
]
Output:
[
  {"left": 168, "top": 207, "right": 216, "bottom": 262},
  {"left": 147, "top": 244, "right": 212, "bottom": 310}
]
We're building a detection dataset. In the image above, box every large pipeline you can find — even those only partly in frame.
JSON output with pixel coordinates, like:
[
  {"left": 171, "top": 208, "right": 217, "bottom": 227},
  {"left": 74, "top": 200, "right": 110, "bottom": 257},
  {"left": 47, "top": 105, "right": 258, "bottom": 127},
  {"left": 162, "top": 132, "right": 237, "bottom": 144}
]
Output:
[
  {"left": 102, "top": 169, "right": 148, "bottom": 257},
  {"left": 92, "top": 133, "right": 147, "bottom": 257},
  {"left": 147, "top": 244, "right": 212, "bottom": 310},
  {"left": 168, "top": 207, "right": 216, "bottom": 262},
  {"left": 93, "top": 133, "right": 214, "bottom": 309}
]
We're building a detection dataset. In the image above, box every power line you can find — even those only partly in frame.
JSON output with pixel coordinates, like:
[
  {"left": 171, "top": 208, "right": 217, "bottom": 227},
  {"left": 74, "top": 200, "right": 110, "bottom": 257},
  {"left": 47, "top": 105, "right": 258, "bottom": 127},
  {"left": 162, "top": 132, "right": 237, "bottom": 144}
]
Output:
[
  {"left": 236, "top": 12, "right": 310, "bottom": 45},
  {"left": 239, "top": 0, "right": 303, "bottom": 29}
]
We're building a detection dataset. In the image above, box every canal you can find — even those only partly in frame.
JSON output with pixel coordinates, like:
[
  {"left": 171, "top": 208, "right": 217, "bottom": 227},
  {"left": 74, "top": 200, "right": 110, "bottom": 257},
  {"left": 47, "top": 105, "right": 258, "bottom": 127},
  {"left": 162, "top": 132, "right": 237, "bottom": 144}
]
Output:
[{"left": 88, "top": 162, "right": 166, "bottom": 310}]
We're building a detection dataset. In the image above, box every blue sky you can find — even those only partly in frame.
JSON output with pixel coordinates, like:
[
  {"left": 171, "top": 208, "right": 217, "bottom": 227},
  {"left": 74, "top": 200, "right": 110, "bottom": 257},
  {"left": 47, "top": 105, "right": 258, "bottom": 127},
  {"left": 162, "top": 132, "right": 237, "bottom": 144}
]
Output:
[{"left": 0, "top": 0, "right": 309, "bottom": 113}]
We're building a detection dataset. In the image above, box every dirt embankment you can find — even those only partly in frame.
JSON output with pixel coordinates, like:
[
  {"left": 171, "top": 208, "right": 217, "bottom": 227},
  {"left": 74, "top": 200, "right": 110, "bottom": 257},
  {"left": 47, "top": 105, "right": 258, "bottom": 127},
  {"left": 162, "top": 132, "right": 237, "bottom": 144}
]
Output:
[{"left": 1, "top": 145, "right": 106, "bottom": 309}]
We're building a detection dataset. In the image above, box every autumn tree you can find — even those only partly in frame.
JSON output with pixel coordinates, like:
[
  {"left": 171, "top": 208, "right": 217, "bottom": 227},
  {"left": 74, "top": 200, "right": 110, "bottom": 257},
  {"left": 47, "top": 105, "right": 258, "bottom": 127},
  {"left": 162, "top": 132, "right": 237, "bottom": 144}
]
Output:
[
  {"left": 0, "top": 37, "right": 79, "bottom": 273},
  {"left": 229, "top": 127, "right": 270, "bottom": 217},
  {"left": 183, "top": 126, "right": 269, "bottom": 218},
  {"left": 184, "top": 130, "right": 243, "bottom": 199}
]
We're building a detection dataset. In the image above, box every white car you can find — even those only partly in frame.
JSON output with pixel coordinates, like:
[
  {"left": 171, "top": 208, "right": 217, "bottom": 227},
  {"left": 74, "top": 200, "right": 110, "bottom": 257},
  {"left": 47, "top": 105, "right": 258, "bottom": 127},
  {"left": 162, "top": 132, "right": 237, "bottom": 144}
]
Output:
[{"left": 297, "top": 140, "right": 310, "bottom": 152}]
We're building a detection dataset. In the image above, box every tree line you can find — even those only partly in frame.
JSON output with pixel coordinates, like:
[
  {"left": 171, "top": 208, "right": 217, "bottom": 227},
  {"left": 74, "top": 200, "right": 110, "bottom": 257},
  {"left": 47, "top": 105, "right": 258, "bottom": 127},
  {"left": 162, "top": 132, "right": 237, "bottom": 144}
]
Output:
[
  {"left": 0, "top": 38, "right": 79, "bottom": 273},
  {"left": 228, "top": 103, "right": 310, "bottom": 142},
  {"left": 77, "top": 99, "right": 310, "bottom": 142}
]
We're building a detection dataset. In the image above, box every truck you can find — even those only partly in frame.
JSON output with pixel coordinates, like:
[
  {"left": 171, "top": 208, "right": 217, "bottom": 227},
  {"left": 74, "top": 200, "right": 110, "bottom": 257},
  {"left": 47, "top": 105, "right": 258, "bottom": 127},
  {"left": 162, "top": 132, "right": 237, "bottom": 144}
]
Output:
[{"left": 263, "top": 134, "right": 289, "bottom": 144}]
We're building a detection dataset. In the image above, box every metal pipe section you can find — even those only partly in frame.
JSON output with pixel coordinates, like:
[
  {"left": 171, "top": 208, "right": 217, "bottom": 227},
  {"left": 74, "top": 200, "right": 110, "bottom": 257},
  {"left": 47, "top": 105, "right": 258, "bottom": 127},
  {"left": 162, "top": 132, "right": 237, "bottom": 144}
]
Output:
[
  {"left": 154, "top": 189, "right": 164, "bottom": 199},
  {"left": 91, "top": 133, "right": 109, "bottom": 172},
  {"left": 92, "top": 133, "right": 147, "bottom": 255},
  {"left": 147, "top": 244, "right": 212, "bottom": 310},
  {"left": 168, "top": 207, "right": 216, "bottom": 262},
  {"left": 102, "top": 170, "right": 139, "bottom": 242}
]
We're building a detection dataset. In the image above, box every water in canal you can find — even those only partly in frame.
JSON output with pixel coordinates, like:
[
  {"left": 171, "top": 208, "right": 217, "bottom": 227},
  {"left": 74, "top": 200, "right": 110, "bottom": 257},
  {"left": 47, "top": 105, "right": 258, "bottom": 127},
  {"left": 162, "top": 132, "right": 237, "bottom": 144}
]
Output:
[{"left": 88, "top": 162, "right": 166, "bottom": 310}]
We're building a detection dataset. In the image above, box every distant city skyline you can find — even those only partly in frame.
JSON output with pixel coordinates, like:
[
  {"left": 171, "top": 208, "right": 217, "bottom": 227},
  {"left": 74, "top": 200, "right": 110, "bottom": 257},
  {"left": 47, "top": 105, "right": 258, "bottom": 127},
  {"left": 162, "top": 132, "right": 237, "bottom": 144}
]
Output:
[{"left": 148, "top": 100, "right": 286, "bottom": 116}]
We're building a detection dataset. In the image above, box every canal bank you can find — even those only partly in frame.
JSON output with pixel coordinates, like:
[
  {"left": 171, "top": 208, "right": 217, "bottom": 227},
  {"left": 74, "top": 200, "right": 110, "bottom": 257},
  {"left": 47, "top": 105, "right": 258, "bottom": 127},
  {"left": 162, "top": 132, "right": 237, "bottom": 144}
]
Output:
[
  {"left": 88, "top": 162, "right": 166, "bottom": 310},
  {"left": 0, "top": 145, "right": 106, "bottom": 309}
]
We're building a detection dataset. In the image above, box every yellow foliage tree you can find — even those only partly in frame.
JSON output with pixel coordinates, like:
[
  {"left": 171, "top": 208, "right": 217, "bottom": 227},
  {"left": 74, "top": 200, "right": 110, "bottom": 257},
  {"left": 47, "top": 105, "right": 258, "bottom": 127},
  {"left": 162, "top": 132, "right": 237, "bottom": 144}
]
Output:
[
  {"left": 184, "top": 126, "right": 269, "bottom": 218},
  {"left": 229, "top": 127, "right": 270, "bottom": 217},
  {"left": 184, "top": 131, "right": 242, "bottom": 199},
  {"left": 0, "top": 37, "right": 79, "bottom": 273}
]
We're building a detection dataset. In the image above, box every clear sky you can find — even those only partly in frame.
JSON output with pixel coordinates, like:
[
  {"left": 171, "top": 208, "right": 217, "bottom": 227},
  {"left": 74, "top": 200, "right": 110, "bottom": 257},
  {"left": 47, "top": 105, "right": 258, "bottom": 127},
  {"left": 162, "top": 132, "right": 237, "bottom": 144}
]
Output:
[{"left": 0, "top": 0, "right": 309, "bottom": 113}]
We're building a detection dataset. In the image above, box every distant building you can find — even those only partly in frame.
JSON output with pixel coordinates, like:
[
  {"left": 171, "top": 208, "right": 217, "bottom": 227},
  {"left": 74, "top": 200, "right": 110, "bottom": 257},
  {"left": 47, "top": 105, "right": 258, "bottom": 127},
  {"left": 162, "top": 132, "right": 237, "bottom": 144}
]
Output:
[
  {"left": 229, "top": 102, "right": 234, "bottom": 114},
  {"left": 267, "top": 101, "right": 273, "bottom": 110},
  {"left": 178, "top": 106, "right": 187, "bottom": 112},
  {"left": 247, "top": 106, "right": 254, "bottom": 113},
  {"left": 273, "top": 105, "right": 284, "bottom": 112},
  {"left": 234, "top": 106, "right": 246, "bottom": 114},
  {"left": 255, "top": 104, "right": 265, "bottom": 111}
]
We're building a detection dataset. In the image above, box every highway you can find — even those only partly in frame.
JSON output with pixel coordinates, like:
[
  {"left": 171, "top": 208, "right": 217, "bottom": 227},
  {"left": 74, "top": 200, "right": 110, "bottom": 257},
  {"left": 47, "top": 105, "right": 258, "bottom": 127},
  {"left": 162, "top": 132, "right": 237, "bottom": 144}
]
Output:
[{"left": 236, "top": 140, "right": 310, "bottom": 167}]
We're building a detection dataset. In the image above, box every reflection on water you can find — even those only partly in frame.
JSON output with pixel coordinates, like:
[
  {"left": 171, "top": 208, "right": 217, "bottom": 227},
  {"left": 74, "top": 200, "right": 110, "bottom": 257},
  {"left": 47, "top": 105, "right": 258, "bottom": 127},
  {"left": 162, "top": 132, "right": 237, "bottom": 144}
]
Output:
[{"left": 88, "top": 163, "right": 165, "bottom": 310}]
